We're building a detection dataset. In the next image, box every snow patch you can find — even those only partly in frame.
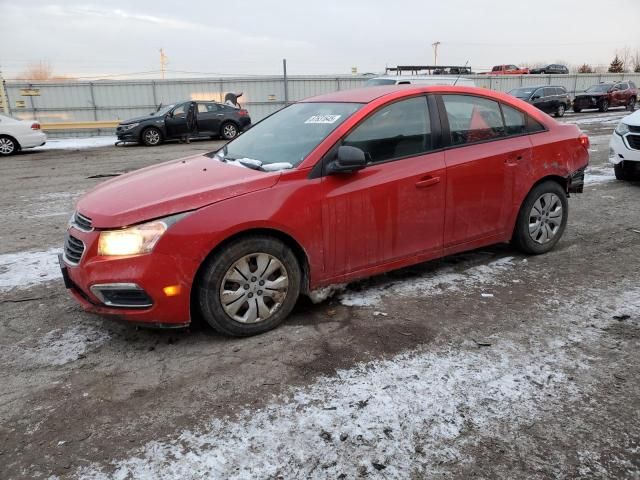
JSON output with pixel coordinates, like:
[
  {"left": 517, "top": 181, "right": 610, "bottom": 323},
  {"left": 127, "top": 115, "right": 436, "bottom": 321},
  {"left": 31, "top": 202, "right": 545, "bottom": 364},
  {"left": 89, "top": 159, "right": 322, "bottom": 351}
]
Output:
[
  {"left": 338, "top": 256, "right": 515, "bottom": 307},
  {"left": 34, "top": 136, "right": 117, "bottom": 150},
  {"left": 14, "top": 324, "right": 111, "bottom": 367},
  {"left": 584, "top": 166, "right": 616, "bottom": 185},
  {"left": 0, "top": 248, "right": 62, "bottom": 292},
  {"left": 308, "top": 284, "right": 346, "bottom": 304}
]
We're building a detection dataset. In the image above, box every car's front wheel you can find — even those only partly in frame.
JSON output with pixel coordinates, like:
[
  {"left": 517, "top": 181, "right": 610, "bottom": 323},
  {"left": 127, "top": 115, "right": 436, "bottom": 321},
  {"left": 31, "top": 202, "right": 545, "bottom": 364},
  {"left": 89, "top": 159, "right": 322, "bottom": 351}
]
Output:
[
  {"left": 555, "top": 103, "right": 566, "bottom": 117},
  {"left": 614, "top": 163, "right": 635, "bottom": 181},
  {"left": 513, "top": 181, "right": 568, "bottom": 255},
  {"left": 141, "top": 127, "right": 162, "bottom": 146},
  {"left": 220, "top": 122, "right": 239, "bottom": 140},
  {"left": 0, "top": 135, "right": 18, "bottom": 156},
  {"left": 198, "top": 236, "right": 301, "bottom": 336},
  {"left": 599, "top": 99, "right": 609, "bottom": 112},
  {"left": 628, "top": 97, "right": 637, "bottom": 111}
]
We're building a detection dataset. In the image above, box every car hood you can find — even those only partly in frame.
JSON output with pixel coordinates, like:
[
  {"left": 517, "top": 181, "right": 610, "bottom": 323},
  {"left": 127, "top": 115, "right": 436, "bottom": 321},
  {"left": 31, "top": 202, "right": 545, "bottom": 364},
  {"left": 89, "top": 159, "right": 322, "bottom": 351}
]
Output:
[
  {"left": 622, "top": 110, "right": 640, "bottom": 127},
  {"left": 576, "top": 92, "right": 607, "bottom": 97},
  {"left": 119, "top": 114, "right": 162, "bottom": 125},
  {"left": 76, "top": 154, "right": 280, "bottom": 228}
]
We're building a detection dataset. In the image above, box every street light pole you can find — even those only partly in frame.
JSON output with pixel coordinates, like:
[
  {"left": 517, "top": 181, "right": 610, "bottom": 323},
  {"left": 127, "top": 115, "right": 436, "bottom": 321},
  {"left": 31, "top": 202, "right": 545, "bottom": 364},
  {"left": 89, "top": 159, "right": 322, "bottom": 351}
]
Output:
[{"left": 432, "top": 41, "right": 441, "bottom": 67}]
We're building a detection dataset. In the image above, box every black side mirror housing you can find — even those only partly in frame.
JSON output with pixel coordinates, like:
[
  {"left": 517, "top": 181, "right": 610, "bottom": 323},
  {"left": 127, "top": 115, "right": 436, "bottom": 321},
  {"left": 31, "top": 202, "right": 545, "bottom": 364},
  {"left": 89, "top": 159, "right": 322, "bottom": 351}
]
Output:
[{"left": 327, "top": 146, "right": 367, "bottom": 174}]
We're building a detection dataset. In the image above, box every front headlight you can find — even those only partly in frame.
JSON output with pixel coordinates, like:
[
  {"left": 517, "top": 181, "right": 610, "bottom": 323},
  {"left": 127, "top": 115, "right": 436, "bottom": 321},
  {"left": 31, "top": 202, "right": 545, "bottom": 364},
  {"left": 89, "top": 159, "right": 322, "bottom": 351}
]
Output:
[
  {"left": 121, "top": 122, "right": 139, "bottom": 131},
  {"left": 615, "top": 122, "right": 630, "bottom": 136},
  {"left": 97, "top": 213, "right": 188, "bottom": 256}
]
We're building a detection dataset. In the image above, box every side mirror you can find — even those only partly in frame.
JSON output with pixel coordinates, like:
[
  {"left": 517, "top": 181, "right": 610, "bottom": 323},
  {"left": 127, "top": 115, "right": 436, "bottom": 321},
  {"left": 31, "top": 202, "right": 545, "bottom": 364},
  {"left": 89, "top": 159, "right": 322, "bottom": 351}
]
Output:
[
  {"left": 531, "top": 95, "right": 540, "bottom": 101},
  {"left": 327, "top": 146, "right": 367, "bottom": 174}
]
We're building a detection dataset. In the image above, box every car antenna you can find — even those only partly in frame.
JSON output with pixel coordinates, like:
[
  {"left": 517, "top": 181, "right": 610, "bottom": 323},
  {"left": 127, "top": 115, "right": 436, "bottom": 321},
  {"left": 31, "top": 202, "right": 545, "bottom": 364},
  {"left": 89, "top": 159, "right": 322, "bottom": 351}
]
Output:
[
  {"left": 155, "top": 102, "right": 163, "bottom": 112},
  {"left": 453, "top": 61, "right": 469, "bottom": 86}
]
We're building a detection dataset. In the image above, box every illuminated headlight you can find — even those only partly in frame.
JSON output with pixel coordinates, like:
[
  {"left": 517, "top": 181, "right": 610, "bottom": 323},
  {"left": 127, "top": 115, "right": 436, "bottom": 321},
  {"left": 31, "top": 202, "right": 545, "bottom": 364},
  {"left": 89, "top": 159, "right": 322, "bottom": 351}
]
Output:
[
  {"left": 98, "top": 213, "right": 187, "bottom": 257},
  {"left": 615, "top": 122, "right": 630, "bottom": 136},
  {"left": 121, "top": 122, "right": 139, "bottom": 131}
]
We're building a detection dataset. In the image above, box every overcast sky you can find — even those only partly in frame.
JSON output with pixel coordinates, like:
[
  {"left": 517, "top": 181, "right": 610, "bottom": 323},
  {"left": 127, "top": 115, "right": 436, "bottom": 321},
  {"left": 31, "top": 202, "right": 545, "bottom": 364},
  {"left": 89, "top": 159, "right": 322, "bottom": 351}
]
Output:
[{"left": 1, "top": 0, "right": 639, "bottom": 79}]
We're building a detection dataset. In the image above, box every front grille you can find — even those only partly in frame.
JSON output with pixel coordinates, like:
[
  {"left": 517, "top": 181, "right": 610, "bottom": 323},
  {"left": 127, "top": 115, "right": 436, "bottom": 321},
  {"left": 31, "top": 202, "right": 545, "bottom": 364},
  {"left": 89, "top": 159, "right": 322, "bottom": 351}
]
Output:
[
  {"left": 64, "top": 233, "right": 85, "bottom": 265},
  {"left": 627, "top": 134, "right": 640, "bottom": 150},
  {"left": 628, "top": 125, "right": 640, "bottom": 133},
  {"left": 73, "top": 211, "right": 93, "bottom": 231}
]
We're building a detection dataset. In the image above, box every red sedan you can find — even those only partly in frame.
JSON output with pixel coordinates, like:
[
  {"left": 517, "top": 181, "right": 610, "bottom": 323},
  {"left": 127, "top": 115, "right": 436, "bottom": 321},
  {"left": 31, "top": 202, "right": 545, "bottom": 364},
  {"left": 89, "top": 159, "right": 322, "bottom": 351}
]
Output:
[{"left": 60, "top": 86, "right": 589, "bottom": 336}]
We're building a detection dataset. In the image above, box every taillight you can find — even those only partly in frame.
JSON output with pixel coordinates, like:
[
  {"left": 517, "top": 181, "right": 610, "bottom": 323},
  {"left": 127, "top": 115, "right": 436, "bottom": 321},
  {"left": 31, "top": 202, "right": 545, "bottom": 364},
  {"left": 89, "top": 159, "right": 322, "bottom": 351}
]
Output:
[
  {"left": 238, "top": 109, "right": 249, "bottom": 117},
  {"left": 579, "top": 134, "right": 590, "bottom": 150},
  {"left": 30, "top": 122, "right": 41, "bottom": 130}
]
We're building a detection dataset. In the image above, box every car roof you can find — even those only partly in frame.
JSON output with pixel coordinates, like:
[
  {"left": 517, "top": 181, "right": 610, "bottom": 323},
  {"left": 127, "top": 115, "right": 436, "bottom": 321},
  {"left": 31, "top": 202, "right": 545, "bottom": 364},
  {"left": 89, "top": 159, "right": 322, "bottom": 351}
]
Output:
[{"left": 302, "top": 85, "right": 519, "bottom": 104}]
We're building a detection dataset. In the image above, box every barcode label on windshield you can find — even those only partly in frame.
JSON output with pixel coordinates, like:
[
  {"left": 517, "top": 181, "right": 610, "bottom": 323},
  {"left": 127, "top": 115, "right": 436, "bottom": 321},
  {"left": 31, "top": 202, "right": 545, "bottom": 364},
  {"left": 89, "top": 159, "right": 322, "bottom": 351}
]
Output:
[{"left": 305, "top": 115, "right": 341, "bottom": 124}]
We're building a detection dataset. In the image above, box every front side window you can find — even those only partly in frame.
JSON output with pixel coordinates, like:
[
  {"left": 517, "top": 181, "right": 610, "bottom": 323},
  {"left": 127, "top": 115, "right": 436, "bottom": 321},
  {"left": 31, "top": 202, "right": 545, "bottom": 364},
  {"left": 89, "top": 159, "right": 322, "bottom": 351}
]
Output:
[
  {"left": 218, "top": 102, "right": 361, "bottom": 167},
  {"left": 442, "top": 95, "right": 505, "bottom": 146},
  {"left": 172, "top": 103, "right": 187, "bottom": 117},
  {"left": 533, "top": 88, "right": 545, "bottom": 98},
  {"left": 343, "top": 97, "right": 432, "bottom": 163}
]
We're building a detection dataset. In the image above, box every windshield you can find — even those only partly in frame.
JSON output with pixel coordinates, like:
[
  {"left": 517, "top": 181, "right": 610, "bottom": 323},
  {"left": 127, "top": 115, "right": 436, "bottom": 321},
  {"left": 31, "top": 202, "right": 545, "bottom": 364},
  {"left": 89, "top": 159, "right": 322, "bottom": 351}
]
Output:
[
  {"left": 586, "top": 84, "right": 612, "bottom": 93},
  {"left": 509, "top": 87, "right": 536, "bottom": 98},
  {"left": 365, "top": 78, "right": 397, "bottom": 86},
  {"left": 154, "top": 104, "right": 176, "bottom": 115},
  {"left": 214, "top": 102, "right": 362, "bottom": 169}
]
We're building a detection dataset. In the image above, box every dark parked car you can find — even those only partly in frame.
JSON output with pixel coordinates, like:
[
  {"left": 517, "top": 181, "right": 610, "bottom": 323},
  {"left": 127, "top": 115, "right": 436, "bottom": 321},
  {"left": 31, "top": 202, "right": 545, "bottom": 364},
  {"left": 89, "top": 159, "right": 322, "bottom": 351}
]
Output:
[
  {"left": 508, "top": 85, "right": 570, "bottom": 117},
  {"left": 116, "top": 101, "right": 251, "bottom": 146},
  {"left": 530, "top": 64, "right": 569, "bottom": 75},
  {"left": 573, "top": 82, "right": 638, "bottom": 113}
]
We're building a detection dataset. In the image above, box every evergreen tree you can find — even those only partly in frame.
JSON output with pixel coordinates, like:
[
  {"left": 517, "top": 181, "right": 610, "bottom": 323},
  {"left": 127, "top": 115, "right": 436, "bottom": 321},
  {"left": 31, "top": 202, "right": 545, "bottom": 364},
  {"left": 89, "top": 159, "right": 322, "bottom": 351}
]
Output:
[{"left": 608, "top": 55, "right": 624, "bottom": 73}]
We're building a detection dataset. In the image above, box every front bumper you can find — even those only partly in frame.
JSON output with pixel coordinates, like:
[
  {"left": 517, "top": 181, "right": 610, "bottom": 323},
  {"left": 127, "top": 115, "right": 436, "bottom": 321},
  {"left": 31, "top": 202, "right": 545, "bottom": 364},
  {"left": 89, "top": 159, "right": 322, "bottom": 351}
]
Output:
[
  {"left": 609, "top": 131, "right": 640, "bottom": 165},
  {"left": 61, "top": 227, "right": 193, "bottom": 326},
  {"left": 573, "top": 96, "right": 602, "bottom": 109},
  {"left": 116, "top": 125, "right": 143, "bottom": 142}
]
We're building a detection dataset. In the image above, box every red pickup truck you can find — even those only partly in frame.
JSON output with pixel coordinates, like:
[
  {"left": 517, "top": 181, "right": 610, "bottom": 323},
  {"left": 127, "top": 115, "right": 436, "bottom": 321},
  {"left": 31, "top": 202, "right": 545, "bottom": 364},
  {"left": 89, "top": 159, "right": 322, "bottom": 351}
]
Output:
[{"left": 483, "top": 65, "right": 530, "bottom": 75}]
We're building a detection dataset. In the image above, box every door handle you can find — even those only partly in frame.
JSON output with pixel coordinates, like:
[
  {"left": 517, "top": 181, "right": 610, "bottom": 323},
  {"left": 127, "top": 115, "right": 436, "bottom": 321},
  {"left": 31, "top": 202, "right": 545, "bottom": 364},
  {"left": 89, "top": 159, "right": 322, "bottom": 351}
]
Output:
[{"left": 415, "top": 176, "right": 441, "bottom": 188}]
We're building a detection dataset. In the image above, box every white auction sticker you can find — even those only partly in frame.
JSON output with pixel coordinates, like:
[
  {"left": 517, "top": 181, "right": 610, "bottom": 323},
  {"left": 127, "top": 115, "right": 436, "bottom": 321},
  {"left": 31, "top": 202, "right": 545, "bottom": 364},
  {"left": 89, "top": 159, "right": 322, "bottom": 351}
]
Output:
[{"left": 305, "top": 114, "right": 341, "bottom": 124}]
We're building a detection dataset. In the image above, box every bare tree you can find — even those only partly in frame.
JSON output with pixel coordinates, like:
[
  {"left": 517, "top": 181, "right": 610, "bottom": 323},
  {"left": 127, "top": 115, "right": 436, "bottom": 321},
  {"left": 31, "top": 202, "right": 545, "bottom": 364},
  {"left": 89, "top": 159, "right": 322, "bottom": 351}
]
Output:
[
  {"left": 617, "top": 47, "right": 632, "bottom": 72},
  {"left": 17, "top": 61, "right": 53, "bottom": 80},
  {"left": 633, "top": 49, "right": 640, "bottom": 73},
  {"left": 577, "top": 63, "right": 594, "bottom": 74}
]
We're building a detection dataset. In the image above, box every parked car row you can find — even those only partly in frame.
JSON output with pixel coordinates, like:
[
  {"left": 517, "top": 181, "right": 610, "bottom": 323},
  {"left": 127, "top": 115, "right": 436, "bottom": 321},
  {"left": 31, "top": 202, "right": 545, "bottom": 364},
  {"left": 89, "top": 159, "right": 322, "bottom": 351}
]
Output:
[
  {"left": 483, "top": 64, "right": 569, "bottom": 75},
  {"left": 508, "top": 81, "right": 637, "bottom": 117}
]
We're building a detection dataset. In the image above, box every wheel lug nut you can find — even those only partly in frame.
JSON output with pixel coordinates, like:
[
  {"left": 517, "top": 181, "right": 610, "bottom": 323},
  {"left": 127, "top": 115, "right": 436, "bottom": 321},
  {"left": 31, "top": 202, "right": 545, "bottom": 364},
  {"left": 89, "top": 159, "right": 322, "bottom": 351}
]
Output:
[
  {"left": 251, "top": 276, "right": 257, "bottom": 282},
  {"left": 259, "top": 280, "right": 265, "bottom": 286},
  {"left": 248, "top": 293, "right": 254, "bottom": 298},
  {"left": 244, "top": 284, "right": 250, "bottom": 290},
  {"left": 257, "top": 290, "right": 263, "bottom": 295}
]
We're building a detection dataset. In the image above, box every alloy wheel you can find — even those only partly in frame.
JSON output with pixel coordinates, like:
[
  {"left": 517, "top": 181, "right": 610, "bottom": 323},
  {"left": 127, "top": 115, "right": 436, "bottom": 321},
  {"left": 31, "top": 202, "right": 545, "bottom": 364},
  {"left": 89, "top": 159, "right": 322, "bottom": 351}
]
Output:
[
  {"left": 0, "top": 137, "right": 15, "bottom": 155},
  {"left": 557, "top": 104, "right": 565, "bottom": 117},
  {"left": 219, "top": 253, "right": 289, "bottom": 324},
  {"left": 223, "top": 124, "right": 238, "bottom": 139},
  {"left": 144, "top": 129, "right": 160, "bottom": 145},
  {"left": 528, "top": 193, "right": 563, "bottom": 244}
]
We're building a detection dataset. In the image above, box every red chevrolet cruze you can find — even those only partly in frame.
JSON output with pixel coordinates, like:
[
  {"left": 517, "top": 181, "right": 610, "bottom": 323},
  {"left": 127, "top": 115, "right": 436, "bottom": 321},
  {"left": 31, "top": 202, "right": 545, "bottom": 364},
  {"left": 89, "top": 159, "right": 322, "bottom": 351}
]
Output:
[{"left": 60, "top": 86, "right": 589, "bottom": 336}]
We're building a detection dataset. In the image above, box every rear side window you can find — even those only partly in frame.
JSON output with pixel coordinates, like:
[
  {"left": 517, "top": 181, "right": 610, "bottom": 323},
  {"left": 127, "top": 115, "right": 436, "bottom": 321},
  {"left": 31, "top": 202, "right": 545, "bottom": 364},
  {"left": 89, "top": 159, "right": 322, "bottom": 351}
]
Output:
[
  {"left": 442, "top": 95, "right": 505, "bottom": 146},
  {"left": 502, "top": 105, "right": 526, "bottom": 136},
  {"left": 544, "top": 87, "right": 556, "bottom": 97},
  {"left": 343, "top": 96, "right": 432, "bottom": 163},
  {"left": 556, "top": 87, "right": 567, "bottom": 95},
  {"left": 630, "top": 81, "right": 637, "bottom": 89}
]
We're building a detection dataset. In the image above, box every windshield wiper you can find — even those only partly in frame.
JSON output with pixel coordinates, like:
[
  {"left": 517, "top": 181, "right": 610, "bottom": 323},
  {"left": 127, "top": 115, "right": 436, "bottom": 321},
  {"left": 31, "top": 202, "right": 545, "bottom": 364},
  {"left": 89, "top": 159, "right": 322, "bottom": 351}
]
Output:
[{"left": 236, "top": 159, "right": 266, "bottom": 171}]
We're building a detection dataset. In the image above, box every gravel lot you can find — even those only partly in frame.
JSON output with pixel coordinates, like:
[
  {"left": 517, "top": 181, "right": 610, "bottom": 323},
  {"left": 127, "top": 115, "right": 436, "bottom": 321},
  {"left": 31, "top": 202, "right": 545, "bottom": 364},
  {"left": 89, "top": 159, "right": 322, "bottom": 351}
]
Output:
[{"left": 1, "top": 110, "right": 639, "bottom": 479}]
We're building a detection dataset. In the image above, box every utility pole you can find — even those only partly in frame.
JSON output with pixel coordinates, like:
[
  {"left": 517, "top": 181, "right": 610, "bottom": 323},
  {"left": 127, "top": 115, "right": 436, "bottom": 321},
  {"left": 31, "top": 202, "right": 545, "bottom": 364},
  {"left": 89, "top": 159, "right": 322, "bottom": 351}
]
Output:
[
  {"left": 159, "top": 48, "right": 168, "bottom": 80},
  {"left": 0, "top": 66, "right": 8, "bottom": 114},
  {"left": 432, "top": 41, "right": 441, "bottom": 67},
  {"left": 283, "top": 58, "right": 289, "bottom": 105}
]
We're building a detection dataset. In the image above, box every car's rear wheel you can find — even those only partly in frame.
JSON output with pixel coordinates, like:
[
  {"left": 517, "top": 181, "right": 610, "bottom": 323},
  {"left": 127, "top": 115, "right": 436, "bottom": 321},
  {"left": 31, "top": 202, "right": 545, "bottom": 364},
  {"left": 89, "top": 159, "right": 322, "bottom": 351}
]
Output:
[
  {"left": 513, "top": 181, "right": 568, "bottom": 255},
  {"left": 141, "top": 127, "right": 162, "bottom": 146},
  {"left": 599, "top": 99, "right": 609, "bottom": 112},
  {"left": 198, "top": 236, "right": 301, "bottom": 336},
  {"left": 628, "top": 97, "right": 637, "bottom": 111},
  {"left": 221, "top": 122, "right": 239, "bottom": 140},
  {"left": 554, "top": 103, "right": 566, "bottom": 117},
  {"left": 0, "top": 135, "right": 18, "bottom": 156}
]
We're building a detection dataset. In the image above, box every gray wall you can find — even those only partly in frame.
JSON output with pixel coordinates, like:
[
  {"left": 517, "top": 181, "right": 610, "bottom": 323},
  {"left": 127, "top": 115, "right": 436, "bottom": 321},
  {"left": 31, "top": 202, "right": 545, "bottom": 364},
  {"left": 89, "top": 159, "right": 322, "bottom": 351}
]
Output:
[{"left": 5, "top": 73, "right": 640, "bottom": 128}]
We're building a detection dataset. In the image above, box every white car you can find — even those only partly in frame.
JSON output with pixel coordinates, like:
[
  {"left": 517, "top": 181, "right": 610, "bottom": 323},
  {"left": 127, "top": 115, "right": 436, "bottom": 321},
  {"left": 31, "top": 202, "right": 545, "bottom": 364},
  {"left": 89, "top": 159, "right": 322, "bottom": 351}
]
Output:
[
  {"left": 609, "top": 110, "right": 640, "bottom": 180},
  {"left": 365, "top": 75, "right": 476, "bottom": 87},
  {"left": 0, "top": 114, "right": 47, "bottom": 156}
]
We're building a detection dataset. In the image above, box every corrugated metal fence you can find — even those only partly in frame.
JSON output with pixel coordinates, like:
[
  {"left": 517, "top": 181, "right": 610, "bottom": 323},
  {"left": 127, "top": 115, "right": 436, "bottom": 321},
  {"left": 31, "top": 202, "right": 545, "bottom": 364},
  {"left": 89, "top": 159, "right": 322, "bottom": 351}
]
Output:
[{"left": 4, "top": 73, "right": 640, "bottom": 132}]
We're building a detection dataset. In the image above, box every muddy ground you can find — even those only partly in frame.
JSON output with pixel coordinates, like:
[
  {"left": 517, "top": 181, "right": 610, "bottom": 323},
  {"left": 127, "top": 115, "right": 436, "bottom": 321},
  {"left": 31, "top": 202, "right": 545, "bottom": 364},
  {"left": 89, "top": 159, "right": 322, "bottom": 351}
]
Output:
[{"left": 0, "top": 110, "right": 639, "bottom": 479}]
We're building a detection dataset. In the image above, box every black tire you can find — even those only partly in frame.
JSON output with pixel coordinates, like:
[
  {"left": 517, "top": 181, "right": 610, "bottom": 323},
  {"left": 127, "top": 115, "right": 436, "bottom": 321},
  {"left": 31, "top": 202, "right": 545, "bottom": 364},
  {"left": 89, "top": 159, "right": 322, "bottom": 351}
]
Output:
[
  {"left": 554, "top": 103, "right": 566, "bottom": 118},
  {"left": 220, "top": 122, "right": 239, "bottom": 140},
  {"left": 628, "top": 97, "right": 637, "bottom": 112},
  {"left": 197, "top": 236, "right": 301, "bottom": 337},
  {"left": 512, "top": 181, "right": 568, "bottom": 255},
  {"left": 141, "top": 127, "right": 163, "bottom": 146},
  {"left": 573, "top": 106, "right": 582, "bottom": 113},
  {"left": 0, "top": 135, "right": 18, "bottom": 156},
  {"left": 598, "top": 99, "right": 609, "bottom": 112},
  {"left": 614, "top": 163, "right": 633, "bottom": 181}
]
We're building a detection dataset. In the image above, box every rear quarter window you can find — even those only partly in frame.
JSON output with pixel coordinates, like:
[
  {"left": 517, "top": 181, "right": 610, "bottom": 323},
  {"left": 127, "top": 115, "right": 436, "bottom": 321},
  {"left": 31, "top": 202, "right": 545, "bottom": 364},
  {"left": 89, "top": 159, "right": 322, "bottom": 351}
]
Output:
[{"left": 442, "top": 95, "right": 505, "bottom": 146}]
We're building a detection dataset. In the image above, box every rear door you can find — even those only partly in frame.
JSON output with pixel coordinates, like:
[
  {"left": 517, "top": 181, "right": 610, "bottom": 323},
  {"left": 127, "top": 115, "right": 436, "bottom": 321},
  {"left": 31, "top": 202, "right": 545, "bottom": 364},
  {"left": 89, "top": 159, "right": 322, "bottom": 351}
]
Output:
[
  {"left": 439, "top": 94, "right": 531, "bottom": 247},
  {"left": 321, "top": 96, "right": 446, "bottom": 275},
  {"left": 544, "top": 87, "right": 557, "bottom": 112},
  {"left": 196, "top": 102, "right": 222, "bottom": 135}
]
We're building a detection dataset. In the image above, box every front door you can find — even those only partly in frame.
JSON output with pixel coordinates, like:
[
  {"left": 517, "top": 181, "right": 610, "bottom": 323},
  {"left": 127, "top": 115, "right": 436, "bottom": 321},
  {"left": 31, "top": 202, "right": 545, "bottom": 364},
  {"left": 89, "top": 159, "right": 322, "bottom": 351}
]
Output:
[
  {"left": 439, "top": 94, "right": 530, "bottom": 246},
  {"left": 164, "top": 102, "right": 189, "bottom": 138},
  {"left": 321, "top": 96, "right": 446, "bottom": 276}
]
